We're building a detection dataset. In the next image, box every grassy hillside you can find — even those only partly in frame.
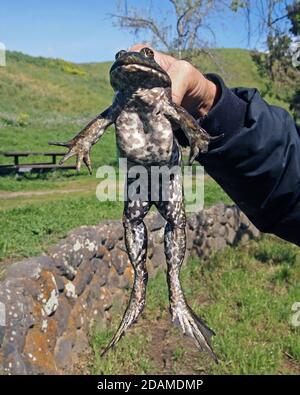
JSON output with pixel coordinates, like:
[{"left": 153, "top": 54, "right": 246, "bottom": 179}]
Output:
[{"left": 0, "top": 51, "right": 116, "bottom": 170}]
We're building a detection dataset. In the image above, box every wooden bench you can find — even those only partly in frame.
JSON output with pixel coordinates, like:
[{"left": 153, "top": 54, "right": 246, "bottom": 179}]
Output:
[{"left": 0, "top": 151, "right": 76, "bottom": 174}]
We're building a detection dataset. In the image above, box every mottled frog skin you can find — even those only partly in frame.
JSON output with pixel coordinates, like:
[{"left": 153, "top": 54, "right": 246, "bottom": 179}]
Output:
[{"left": 50, "top": 47, "right": 218, "bottom": 362}]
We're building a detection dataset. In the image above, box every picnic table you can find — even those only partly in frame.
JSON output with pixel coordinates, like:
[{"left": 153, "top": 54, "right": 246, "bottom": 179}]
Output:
[{"left": 0, "top": 151, "right": 76, "bottom": 174}]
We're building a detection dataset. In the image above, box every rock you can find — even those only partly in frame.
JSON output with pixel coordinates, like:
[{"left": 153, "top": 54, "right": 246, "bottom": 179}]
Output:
[
  {"left": 226, "top": 226, "right": 237, "bottom": 245},
  {"left": 94, "top": 245, "right": 107, "bottom": 259},
  {"left": 95, "top": 262, "right": 109, "bottom": 287},
  {"left": 111, "top": 248, "right": 130, "bottom": 275},
  {"left": 225, "top": 207, "right": 234, "bottom": 219},
  {"left": 187, "top": 214, "right": 198, "bottom": 230},
  {"left": 104, "top": 231, "right": 118, "bottom": 250},
  {"left": 53, "top": 274, "right": 65, "bottom": 293},
  {"left": 37, "top": 271, "right": 59, "bottom": 316},
  {"left": 107, "top": 266, "right": 121, "bottom": 288},
  {"left": 0, "top": 301, "right": 5, "bottom": 346},
  {"left": 214, "top": 237, "right": 227, "bottom": 251},
  {"left": 54, "top": 335, "right": 74, "bottom": 370},
  {"left": 240, "top": 232, "right": 250, "bottom": 245},
  {"left": 3, "top": 346, "right": 29, "bottom": 375},
  {"left": 250, "top": 225, "right": 260, "bottom": 239},
  {"left": 151, "top": 246, "right": 165, "bottom": 268},
  {"left": 6, "top": 256, "right": 53, "bottom": 280},
  {"left": 218, "top": 225, "right": 227, "bottom": 237},
  {"left": 152, "top": 228, "right": 165, "bottom": 245},
  {"left": 186, "top": 228, "right": 195, "bottom": 250},
  {"left": 73, "top": 260, "right": 94, "bottom": 297},
  {"left": 54, "top": 297, "right": 72, "bottom": 337},
  {"left": 65, "top": 281, "right": 77, "bottom": 300},
  {"left": 146, "top": 212, "right": 166, "bottom": 231}
]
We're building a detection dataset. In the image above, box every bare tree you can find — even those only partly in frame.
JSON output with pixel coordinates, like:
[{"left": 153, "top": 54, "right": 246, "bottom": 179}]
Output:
[
  {"left": 232, "top": 0, "right": 299, "bottom": 79},
  {"left": 111, "top": 0, "right": 221, "bottom": 58},
  {"left": 231, "top": 0, "right": 299, "bottom": 48}
]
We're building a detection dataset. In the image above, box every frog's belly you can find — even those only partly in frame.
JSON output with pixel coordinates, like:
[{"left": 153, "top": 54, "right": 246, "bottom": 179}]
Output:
[{"left": 116, "top": 111, "right": 174, "bottom": 165}]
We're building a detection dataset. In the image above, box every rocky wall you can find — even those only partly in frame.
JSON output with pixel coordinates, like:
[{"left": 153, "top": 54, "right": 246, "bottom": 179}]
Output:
[{"left": 0, "top": 203, "right": 259, "bottom": 374}]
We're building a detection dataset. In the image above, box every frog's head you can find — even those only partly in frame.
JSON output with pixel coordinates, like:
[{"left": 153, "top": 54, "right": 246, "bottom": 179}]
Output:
[{"left": 110, "top": 47, "right": 171, "bottom": 92}]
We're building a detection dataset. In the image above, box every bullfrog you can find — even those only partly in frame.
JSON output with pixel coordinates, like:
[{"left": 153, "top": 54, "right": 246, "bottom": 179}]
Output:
[{"left": 50, "top": 47, "right": 218, "bottom": 362}]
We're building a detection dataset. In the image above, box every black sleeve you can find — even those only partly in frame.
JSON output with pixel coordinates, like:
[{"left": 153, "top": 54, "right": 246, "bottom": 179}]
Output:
[{"left": 198, "top": 74, "right": 300, "bottom": 246}]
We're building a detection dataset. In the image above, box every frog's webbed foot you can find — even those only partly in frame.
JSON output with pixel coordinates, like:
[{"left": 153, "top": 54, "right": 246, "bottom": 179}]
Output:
[
  {"left": 163, "top": 101, "right": 223, "bottom": 164},
  {"left": 101, "top": 271, "right": 147, "bottom": 356},
  {"left": 170, "top": 299, "right": 218, "bottom": 363},
  {"left": 101, "top": 199, "right": 151, "bottom": 356},
  {"left": 48, "top": 139, "right": 92, "bottom": 174}
]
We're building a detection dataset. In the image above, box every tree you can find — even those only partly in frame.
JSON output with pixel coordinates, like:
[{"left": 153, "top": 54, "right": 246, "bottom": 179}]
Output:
[
  {"left": 111, "top": 0, "right": 221, "bottom": 58},
  {"left": 232, "top": 0, "right": 300, "bottom": 81}
]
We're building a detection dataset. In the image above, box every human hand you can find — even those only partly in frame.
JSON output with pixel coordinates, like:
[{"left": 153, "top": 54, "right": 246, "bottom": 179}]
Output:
[{"left": 129, "top": 44, "right": 219, "bottom": 117}]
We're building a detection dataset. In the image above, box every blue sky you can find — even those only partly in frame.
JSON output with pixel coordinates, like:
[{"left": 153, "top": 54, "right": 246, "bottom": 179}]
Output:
[{"left": 0, "top": 0, "right": 289, "bottom": 63}]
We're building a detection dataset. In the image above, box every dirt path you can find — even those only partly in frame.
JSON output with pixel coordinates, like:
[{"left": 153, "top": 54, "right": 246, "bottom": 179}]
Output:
[{"left": 0, "top": 187, "right": 88, "bottom": 199}]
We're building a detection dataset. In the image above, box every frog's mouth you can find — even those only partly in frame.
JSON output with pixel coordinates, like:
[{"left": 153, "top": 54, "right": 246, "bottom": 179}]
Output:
[{"left": 110, "top": 63, "right": 171, "bottom": 89}]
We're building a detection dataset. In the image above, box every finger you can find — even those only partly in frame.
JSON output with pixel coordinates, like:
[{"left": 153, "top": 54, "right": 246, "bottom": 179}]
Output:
[
  {"left": 59, "top": 149, "right": 76, "bottom": 165},
  {"left": 83, "top": 155, "right": 92, "bottom": 175},
  {"left": 168, "top": 62, "right": 190, "bottom": 105},
  {"left": 48, "top": 141, "right": 72, "bottom": 148}
]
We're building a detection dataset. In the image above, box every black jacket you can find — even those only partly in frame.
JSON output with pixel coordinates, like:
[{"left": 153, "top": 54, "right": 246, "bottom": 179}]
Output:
[{"left": 198, "top": 74, "right": 300, "bottom": 246}]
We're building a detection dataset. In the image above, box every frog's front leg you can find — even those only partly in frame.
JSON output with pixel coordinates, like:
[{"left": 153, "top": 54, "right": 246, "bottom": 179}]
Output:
[
  {"left": 101, "top": 197, "right": 151, "bottom": 355},
  {"left": 155, "top": 173, "right": 218, "bottom": 362},
  {"left": 49, "top": 100, "right": 122, "bottom": 173},
  {"left": 163, "top": 102, "right": 222, "bottom": 165}
]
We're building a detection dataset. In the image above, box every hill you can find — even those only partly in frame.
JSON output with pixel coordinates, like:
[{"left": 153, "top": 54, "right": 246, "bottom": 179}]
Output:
[{"left": 0, "top": 48, "right": 291, "bottom": 159}]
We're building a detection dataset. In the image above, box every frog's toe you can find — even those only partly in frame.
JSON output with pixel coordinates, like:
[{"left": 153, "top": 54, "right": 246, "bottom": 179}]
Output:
[
  {"left": 170, "top": 303, "right": 218, "bottom": 363},
  {"left": 188, "top": 145, "right": 200, "bottom": 165},
  {"left": 101, "top": 289, "right": 146, "bottom": 357}
]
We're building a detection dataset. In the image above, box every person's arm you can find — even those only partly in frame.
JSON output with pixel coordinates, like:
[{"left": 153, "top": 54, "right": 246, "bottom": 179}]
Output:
[
  {"left": 129, "top": 44, "right": 300, "bottom": 245},
  {"left": 198, "top": 74, "right": 300, "bottom": 246}
]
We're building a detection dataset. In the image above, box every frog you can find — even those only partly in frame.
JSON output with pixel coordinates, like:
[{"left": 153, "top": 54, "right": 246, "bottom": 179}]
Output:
[{"left": 49, "top": 47, "right": 219, "bottom": 362}]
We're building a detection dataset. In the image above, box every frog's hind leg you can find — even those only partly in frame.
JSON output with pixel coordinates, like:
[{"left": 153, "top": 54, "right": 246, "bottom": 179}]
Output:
[
  {"left": 155, "top": 177, "right": 218, "bottom": 362},
  {"left": 101, "top": 198, "right": 150, "bottom": 356}
]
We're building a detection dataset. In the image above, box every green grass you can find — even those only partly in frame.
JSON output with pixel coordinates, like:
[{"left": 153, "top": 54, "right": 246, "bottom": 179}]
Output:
[
  {"left": 0, "top": 177, "right": 229, "bottom": 262},
  {"left": 91, "top": 236, "right": 300, "bottom": 375},
  {"left": 0, "top": 198, "right": 123, "bottom": 261},
  {"left": 91, "top": 329, "right": 154, "bottom": 375}
]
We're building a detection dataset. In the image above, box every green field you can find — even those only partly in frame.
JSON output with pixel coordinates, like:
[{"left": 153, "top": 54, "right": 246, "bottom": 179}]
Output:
[{"left": 0, "top": 49, "right": 299, "bottom": 374}]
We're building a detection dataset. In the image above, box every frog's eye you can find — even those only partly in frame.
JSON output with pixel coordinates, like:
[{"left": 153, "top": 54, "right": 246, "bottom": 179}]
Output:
[
  {"left": 140, "top": 47, "right": 154, "bottom": 58},
  {"left": 115, "top": 50, "right": 126, "bottom": 60}
]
